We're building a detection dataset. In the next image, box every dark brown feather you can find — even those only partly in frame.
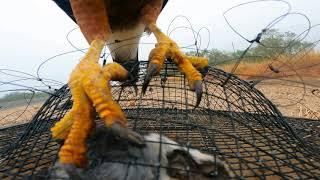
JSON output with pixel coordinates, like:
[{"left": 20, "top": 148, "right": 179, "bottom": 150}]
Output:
[
  {"left": 105, "top": 0, "right": 148, "bottom": 31},
  {"left": 53, "top": 0, "right": 169, "bottom": 31}
]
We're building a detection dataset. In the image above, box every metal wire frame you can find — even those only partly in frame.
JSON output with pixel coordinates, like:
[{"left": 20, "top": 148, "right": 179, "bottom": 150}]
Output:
[
  {"left": 0, "top": 123, "right": 29, "bottom": 158},
  {"left": 0, "top": 61, "right": 319, "bottom": 179},
  {"left": 286, "top": 117, "right": 320, "bottom": 153}
]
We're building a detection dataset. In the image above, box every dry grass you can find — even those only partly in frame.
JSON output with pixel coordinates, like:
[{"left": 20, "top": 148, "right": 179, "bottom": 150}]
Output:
[
  {"left": 219, "top": 52, "right": 320, "bottom": 80},
  {"left": 218, "top": 52, "right": 320, "bottom": 120}
]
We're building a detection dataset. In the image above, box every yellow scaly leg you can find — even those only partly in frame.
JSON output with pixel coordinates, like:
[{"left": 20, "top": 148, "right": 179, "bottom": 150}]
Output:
[{"left": 51, "top": 40, "right": 144, "bottom": 167}]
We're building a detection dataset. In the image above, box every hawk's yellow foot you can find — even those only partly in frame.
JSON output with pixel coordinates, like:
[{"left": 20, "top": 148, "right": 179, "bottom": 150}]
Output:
[
  {"left": 51, "top": 39, "right": 144, "bottom": 167},
  {"left": 142, "top": 23, "right": 208, "bottom": 106}
]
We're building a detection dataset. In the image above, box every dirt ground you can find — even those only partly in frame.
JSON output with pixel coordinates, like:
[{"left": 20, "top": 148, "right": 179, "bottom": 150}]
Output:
[
  {"left": 0, "top": 101, "right": 44, "bottom": 128},
  {"left": 255, "top": 78, "right": 320, "bottom": 120}
]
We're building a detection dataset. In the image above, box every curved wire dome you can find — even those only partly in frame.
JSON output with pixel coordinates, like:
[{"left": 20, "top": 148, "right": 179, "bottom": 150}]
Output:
[{"left": 0, "top": 61, "right": 319, "bottom": 179}]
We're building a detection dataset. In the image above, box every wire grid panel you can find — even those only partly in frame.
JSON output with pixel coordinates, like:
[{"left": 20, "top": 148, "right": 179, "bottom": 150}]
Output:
[
  {"left": 0, "top": 61, "right": 319, "bottom": 179},
  {"left": 0, "top": 123, "right": 28, "bottom": 159},
  {"left": 286, "top": 117, "right": 320, "bottom": 152}
]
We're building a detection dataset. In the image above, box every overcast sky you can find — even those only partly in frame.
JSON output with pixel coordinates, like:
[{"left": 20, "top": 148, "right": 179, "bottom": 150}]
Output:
[{"left": 1, "top": 0, "right": 320, "bottom": 95}]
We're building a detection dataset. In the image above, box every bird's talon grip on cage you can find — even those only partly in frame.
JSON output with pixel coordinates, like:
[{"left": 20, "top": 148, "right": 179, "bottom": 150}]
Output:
[
  {"left": 142, "top": 63, "right": 159, "bottom": 94},
  {"left": 110, "top": 123, "right": 145, "bottom": 146},
  {"left": 50, "top": 39, "right": 134, "bottom": 167},
  {"left": 193, "top": 80, "right": 203, "bottom": 107},
  {"left": 146, "top": 23, "right": 207, "bottom": 106}
]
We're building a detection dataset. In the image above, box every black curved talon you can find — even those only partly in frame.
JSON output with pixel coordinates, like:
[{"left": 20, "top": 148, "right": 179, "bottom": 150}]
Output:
[
  {"left": 110, "top": 123, "right": 145, "bottom": 147},
  {"left": 199, "top": 66, "right": 209, "bottom": 77},
  {"left": 194, "top": 80, "right": 203, "bottom": 107},
  {"left": 142, "top": 63, "right": 158, "bottom": 95}
]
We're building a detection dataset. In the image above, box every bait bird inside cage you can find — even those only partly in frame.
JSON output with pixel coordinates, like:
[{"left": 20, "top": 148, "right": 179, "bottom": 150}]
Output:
[{"left": 0, "top": 61, "right": 319, "bottom": 179}]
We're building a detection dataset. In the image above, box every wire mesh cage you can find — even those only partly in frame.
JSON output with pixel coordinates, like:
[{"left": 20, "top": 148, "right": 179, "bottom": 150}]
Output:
[{"left": 0, "top": 61, "right": 319, "bottom": 179}]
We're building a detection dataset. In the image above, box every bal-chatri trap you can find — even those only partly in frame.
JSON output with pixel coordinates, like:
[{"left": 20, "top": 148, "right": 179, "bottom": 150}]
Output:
[{"left": 0, "top": 61, "right": 319, "bottom": 179}]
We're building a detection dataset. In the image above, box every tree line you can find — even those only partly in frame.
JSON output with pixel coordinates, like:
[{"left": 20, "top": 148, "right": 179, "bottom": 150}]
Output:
[{"left": 187, "top": 29, "right": 314, "bottom": 66}]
